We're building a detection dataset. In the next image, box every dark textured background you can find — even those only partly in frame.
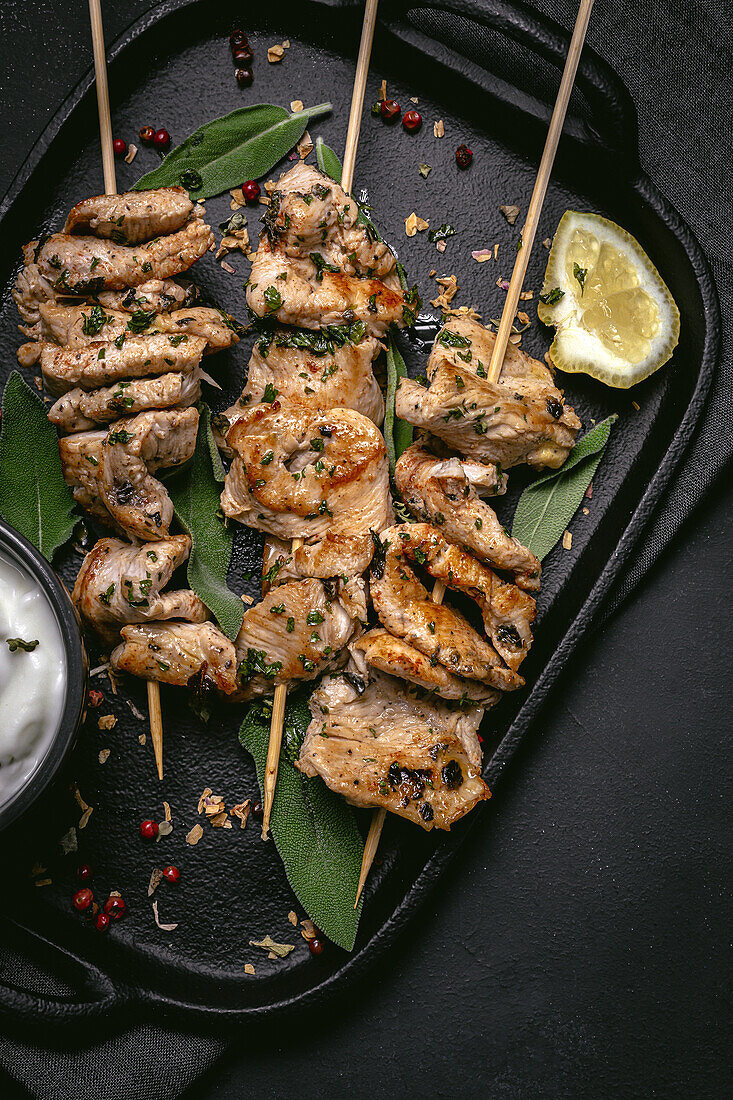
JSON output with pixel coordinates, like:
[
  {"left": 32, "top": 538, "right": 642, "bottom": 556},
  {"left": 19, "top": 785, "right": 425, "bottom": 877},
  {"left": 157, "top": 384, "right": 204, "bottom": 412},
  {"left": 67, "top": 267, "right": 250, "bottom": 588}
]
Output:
[{"left": 0, "top": 1, "right": 730, "bottom": 1096}]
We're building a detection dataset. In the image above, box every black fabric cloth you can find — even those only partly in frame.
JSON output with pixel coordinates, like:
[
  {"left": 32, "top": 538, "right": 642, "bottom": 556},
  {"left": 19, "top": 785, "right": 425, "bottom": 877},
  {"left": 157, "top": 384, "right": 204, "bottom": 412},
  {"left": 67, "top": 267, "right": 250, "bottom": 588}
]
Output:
[{"left": 0, "top": 0, "right": 730, "bottom": 1096}]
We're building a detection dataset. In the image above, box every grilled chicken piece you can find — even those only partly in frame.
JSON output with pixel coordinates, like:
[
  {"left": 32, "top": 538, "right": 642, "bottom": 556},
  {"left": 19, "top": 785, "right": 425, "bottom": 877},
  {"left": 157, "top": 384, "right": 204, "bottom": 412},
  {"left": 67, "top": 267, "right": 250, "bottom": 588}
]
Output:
[
  {"left": 388, "top": 523, "right": 535, "bottom": 670},
  {"left": 247, "top": 244, "right": 407, "bottom": 336},
  {"left": 350, "top": 629, "right": 500, "bottom": 705},
  {"left": 31, "top": 217, "right": 213, "bottom": 293},
  {"left": 111, "top": 621, "right": 238, "bottom": 695},
  {"left": 60, "top": 408, "right": 198, "bottom": 539},
  {"left": 63, "top": 187, "right": 195, "bottom": 244},
  {"left": 30, "top": 303, "right": 236, "bottom": 354},
  {"left": 395, "top": 442, "right": 541, "bottom": 591},
  {"left": 262, "top": 531, "right": 375, "bottom": 588},
  {"left": 48, "top": 368, "right": 205, "bottom": 433},
  {"left": 298, "top": 672, "right": 490, "bottom": 830},
  {"left": 370, "top": 526, "right": 523, "bottom": 691},
  {"left": 235, "top": 578, "right": 363, "bottom": 698},
  {"left": 99, "top": 408, "right": 198, "bottom": 540},
  {"left": 397, "top": 316, "right": 581, "bottom": 470},
  {"left": 72, "top": 534, "right": 207, "bottom": 643},
  {"left": 262, "top": 163, "right": 399, "bottom": 281},
  {"left": 40, "top": 333, "right": 207, "bottom": 396},
  {"left": 221, "top": 403, "right": 392, "bottom": 541},
  {"left": 218, "top": 330, "right": 384, "bottom": 437}
]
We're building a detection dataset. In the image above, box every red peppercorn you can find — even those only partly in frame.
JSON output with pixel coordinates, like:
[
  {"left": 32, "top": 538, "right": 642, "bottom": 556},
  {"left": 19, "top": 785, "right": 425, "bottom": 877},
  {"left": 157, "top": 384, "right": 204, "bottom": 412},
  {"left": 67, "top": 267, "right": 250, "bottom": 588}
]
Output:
[
  {"left": 380, "top": 99, "right": 401, "bottom": 123},
  {"left": 112, "top": 138, "right": 127, "bottom": 157},
  {"left": 235, "top": 68, "right": 254, "bottom": 87},
  {"left": 153, "top": 128, "right": 171, "bottom": 151},
  {"left": 162, "top": 865, "right": 180, "bottom": 883},
  {"left": 241, "top": 179, "right": 261, "bottom": 203},
  {"left": 103, "top": 894, "right": 126, "bottom": 920},
  {"left": 455, "top": 144, "right": 473, "bottom": 169},
  {"left": 87, "top": 689, "right": 103, "bottom": 708},
  {"left": 76, "top": 863, "right": 93, "bottom": 884},
  {"left": 229, "top": 29, "right": 247, "bottom": 49},
  {"left": 94, "top": 912, "right": 110, "bottom": 933},
  {"left": 233, "top": 45, "right": 253, "bottom": 65},
  {"left": 309, "top": 936, "right": 325, "bottom": 956},
  {"left": 251, "top": 799, "right": 264, "bottom": 821},
  {"left": 139, "top": 819, "right": 159, "bottom": 839},
  {"left": 402, "top": 110, "right": 422, "bottom": 133},
  {"left": 139, "top": 125, "right": 155, "bottom": 145},
  {"left": 72, "top": 888, "right": 93, "bottom": 912}
]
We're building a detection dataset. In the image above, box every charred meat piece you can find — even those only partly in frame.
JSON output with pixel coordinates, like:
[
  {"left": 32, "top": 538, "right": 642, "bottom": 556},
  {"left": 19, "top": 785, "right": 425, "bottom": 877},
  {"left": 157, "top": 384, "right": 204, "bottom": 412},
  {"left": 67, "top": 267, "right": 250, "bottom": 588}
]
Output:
[
  {"left": 32, "top": 217, "right": 213, "bottom": 293},
  {"left": 95, "top": 278, "right": 198, "bottom": 315},
  {"left": 350, "top": 629, "right": 500, "bottom": 705},
  {"left": 370, "top": 526, "right": 523, "bottom": 691},
  {"left": 31, "top": 303, "right": 236, "bottom": 356},
  {"left": 72, "top": 534, "right": 207, "bottom": 643},
  {"left": 48, "top": 368, "right": 205, "bottom": 433},
  {"left": 40, "top": 333, "right": 207, "bottom": 396},
  {"left": 111, "top": 621, "right": 238, "bottom": 695},
  {"left": 235, "top": 578, "right": 363, "bottom": 698},
  {"left": 395, "top": 442, "right": 541, "bottom": 591},
  {"left": 262, "top": 163, "right": 399, "bottom": 282},
  {"left": 247, "top": 244, "right": 407, "bottom": 336},
  {"left": 60, "top": 407, "right": 198, "bottom": 540},
  {"left": 389, "top": 523, "right": 535, "bottom": 670},
  {"left": 298, "top": 672, "right": 490, "bottom": 830},
  {"left": 221, "top": 403, "right": 392, "bottom": 541},
  {"left": 63, "top": 187, "right": 195, "bottom": 244},
  {"left": 397, "top": 316, "right": 581, "bottom": 470},
  {"left": 218, "top": 328, "right": 384, "bottom": 436}
]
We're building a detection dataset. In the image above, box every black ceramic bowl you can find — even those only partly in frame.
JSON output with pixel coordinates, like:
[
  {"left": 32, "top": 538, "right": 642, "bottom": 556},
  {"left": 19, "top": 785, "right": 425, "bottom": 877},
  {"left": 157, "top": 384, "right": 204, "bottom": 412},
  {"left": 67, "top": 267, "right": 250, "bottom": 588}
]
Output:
[{"left": 0, "top": 520, "right": 87, "bottom": 831}]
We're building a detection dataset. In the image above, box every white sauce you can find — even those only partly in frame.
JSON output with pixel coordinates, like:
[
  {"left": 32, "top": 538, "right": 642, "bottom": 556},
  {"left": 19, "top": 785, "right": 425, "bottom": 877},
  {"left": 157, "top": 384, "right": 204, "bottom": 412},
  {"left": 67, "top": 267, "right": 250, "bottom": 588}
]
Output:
[{"left": 0, "top": 549, "right": 67, "bottom": 809}]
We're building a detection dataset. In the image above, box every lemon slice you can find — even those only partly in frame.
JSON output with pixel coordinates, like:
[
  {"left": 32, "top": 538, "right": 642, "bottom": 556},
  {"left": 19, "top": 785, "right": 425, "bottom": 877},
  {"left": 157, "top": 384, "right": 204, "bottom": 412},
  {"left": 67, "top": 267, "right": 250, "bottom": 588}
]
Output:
[{"left": 538, "top": 211, "right": 680, "bottom": 388}]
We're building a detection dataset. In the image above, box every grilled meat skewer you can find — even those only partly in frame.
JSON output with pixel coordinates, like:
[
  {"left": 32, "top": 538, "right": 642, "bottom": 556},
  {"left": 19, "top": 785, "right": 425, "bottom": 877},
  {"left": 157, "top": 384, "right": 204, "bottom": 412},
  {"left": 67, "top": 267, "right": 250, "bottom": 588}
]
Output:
[{"left": 63, "top": 186, "right": 195, "bottom": 244}]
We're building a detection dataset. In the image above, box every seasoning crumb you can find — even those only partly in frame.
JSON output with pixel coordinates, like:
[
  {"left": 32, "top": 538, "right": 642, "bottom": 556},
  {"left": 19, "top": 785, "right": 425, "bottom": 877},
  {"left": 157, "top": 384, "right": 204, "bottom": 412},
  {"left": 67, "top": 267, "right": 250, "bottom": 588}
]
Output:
[
  {"left": 516, "top": 310, "right": 531, "bottom": 326},
  {"left": 59, "top": 827, "right": 78, "bottom": 855},
  {"left": 519, "top": 290, "right": 534, "bottom": 300},
  {"left": 152, "top": 899, "right": 178, "bottom": 931},
  {"left": 124, "top": 143, "right": 138, "bottom": 165},
  {"left": 98, "top": 748, "right": 110, "bottom": 765},
  {"left": 220, "top": 260, "right": 236, "bottom": 274},
  {"left": 282, "top": 39, "right": 290, "bottom": 48},
  {"left": 471, "top": 248, "right": 493, "bottom": 263},
  {"left": 288, "top": 910, "right": 298, "bottom": 926},
  {"left": 231, "top": 800, "right": 251, "bottom": 829},
  {"left": 297, "top": 131, "right": 314, "bottom": 160},
  {"left": 241, "top": 593, "right": 254, "bottom": 606},
  {"left": 79, "top": 806, "right": 93, "bottom": 830},
  {"left": 230, "top": 187, "right": 246, "bottom": 207},
  {"left": 585, "top": 482, "right": 593, "bottom": 499},
  {"left": 582, "top": 507, "right": 590, "bottom": 515},
  {"left": 148, "top": 868, "right": 164, "bottom": 896},
  {"left": 562, "top": 530, "right": 573, "bottom": 550},
  {"left": 249, "top": 935, "right": 295, "bottom": 958},
  {"left": 139, "top": 733, "right": 147, "bottom": 745},
  {"left": 186, "top": 823, "right": 204, "bottom": 845},
  {"left": 430, "top": 274, "right": 459, "bottom": 310},
  {"left": 543, "top": 238, "right": 552, "bottom": 249},
  {"left": 378, "top": 79, "right": 387, "bottom": 101},
  {"left": 418, "top": 163, "right": 432, "bottom": 178},
  {"left": 500, "top": 204, "right": 520, "bottom": 225},
  {"left": 290, "top": 100, "right": 304, "bottom": 112},
  {"left": 126, "top": 699, "right": 146, "bottom": 721},
  {"left": 632, "top": 400, "right": 640, "bottom": 411},
  {"left": 157, "top": 820, "right": 173, "bottom": 839},
  {"left": 429, "top": 268, "right": 436, "bottom": 277},
  {"left": 97, "top": 713, "right": 116, "bottom": 731},
  {"left": 300, "top": 919, "right": 317, "bottom": 941},
  {"left": 268, "top": 44, "right": 285, "bottom": 63},
  {"left": 433, "top": 119, "right": 445, "bottom": 138},
  {"left": 244, "top": 963, "right": 256, "bottom": 975},
  {"left": 34, "top": 878, "right": 52, "bottom": 887},
  {"left": 405, "top": 212, "right": 429, "bottom": 237},
  {"left": 410, "top": 96, "right": 419, "bottom": 104},
  {"left": 436, "top": 240, "right": 447, "bottom": 253}
]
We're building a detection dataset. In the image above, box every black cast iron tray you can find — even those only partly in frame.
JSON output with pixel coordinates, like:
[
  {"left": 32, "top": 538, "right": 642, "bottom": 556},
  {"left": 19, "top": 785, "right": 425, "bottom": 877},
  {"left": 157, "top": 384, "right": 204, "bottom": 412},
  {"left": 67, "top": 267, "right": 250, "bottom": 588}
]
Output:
[{"left": 0, "top": 0, "right": 719, "bottom": 1022}]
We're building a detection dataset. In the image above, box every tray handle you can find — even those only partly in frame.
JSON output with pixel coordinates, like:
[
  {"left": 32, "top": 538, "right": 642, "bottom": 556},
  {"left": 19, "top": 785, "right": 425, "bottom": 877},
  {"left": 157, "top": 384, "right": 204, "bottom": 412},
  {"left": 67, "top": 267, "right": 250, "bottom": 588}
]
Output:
[
  {"left": 379, "top": 0, "right": 639, "bottom": 166},
  {"left": 0, "top": 919, "right": 129, "bottom": 1022}
]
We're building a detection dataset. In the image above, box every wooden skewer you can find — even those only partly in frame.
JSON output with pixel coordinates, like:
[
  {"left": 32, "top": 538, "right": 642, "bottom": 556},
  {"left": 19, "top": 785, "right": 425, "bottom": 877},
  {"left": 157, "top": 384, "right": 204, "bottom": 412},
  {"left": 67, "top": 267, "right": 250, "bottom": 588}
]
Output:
[
  {"left": 88, "top": 0, "right": 166, "bottom": 781},
  {"left": 487, "top": 0, "right": 595, "bottom": 385},
  {"left": 260, "top": 0, "right": 380, "bottom": 841},
  {"left": 355, "top": 0, "right": 596, "bottom": 904}
]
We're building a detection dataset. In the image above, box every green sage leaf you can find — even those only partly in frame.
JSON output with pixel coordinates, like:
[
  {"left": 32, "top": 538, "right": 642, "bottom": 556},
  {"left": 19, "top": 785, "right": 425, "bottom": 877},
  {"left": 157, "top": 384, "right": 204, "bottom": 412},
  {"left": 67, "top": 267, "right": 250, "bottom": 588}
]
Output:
[
  {"left": 239, "top": 690, "right": 364, "bottom": 951},
  {"left": 167, "top": 404, "right": 243, "bottom": 640},
  {"left": 315, "top": 137, "right": 343, "bottom": 183},
  {"left": 385, "top": 334, "right": 413, "bottom": 478},
  {"left": 511, "top": 415, "right": 618, "bottom": 559},
  {"left": 0, "top": 372, "right": 76, "bottom": 560},
  {"left": 133, "top": 102, "right": 332, "bottom": 200}
]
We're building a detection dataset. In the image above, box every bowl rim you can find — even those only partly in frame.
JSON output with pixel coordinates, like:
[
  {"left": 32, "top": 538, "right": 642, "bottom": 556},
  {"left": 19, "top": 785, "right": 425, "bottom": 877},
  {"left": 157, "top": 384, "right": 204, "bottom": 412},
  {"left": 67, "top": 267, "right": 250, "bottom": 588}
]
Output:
[{"left": 0, "top": 519, "right": 86, "bottom": 830}]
